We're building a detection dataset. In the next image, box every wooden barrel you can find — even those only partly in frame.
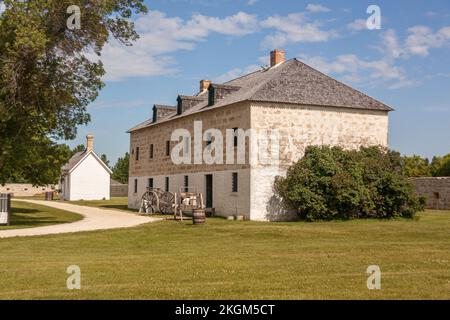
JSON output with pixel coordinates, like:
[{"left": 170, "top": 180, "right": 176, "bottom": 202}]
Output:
[
  {"left": 45, "top": 191, "right": 54, "bottom": 201},
  {"left": 192, "top": 209, "right": 206, "bottom": 225}
]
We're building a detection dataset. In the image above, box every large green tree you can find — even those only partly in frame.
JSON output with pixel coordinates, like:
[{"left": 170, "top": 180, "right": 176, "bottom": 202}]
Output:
[
  {"left": 402, "top": 155, "right": 431, "bottom": 177},
  {"left": 100, "top": 154, "right": 110, "bottom": 168},
  {"left": 111, "top": 152, "right": 129, "bottom": 184},
  {"left": 430, "top": 154, "right": 450, "bottom": 177},
  {"left": 0, "top": 0, "right": 146, "bottom": 185}
]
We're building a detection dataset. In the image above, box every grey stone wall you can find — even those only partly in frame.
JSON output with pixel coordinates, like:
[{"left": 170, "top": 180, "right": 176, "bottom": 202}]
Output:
[
  {"left": 411, "top": 177, "right": 450, "bottom": 210},
  {"left": 0, "top": 184, "right": 57, "bottom": 197},
  {"left": 110, "top": 184, "right": 128, "bottom": 197}
]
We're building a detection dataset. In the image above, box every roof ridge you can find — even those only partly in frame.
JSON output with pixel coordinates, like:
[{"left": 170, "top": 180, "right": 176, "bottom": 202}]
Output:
[
  {"left": 223, "top": 59, "right": 298, "bottom": 85},
  {"left": 223, "top": 68, "right": 262, "bottom": 85},
  {"left": 154, "top": 104, "right": 176, "bottom": 108}
]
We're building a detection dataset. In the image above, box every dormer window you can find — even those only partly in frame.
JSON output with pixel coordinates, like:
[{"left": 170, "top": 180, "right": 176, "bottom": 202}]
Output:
[
  {"left": 153, "top": 105, "right": 176, "bottom": 123},
  {"left": 208, "top": 84, "right": 240, "bottom": 107},
  {"left": 177, "top": 95, "right": 203, "bottom": 114}
]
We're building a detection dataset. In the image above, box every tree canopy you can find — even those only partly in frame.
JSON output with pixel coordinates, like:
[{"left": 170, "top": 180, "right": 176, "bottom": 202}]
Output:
[
  {"left": 401, "top": 154, "right": 450, "bottom": 177},
  {"left": 402, "top": 155, "right": 431, "bottom": 177},
  {"left": 100, "top": 154, "right": 110, "bottom": 169},
  {"left": 111, "top": 152, "right": 129, "bottom": 184},
  {"left": 0, "top": 0, "right": 146, "bottom": 185},
  {"left": 430, "top": 154, "right": 450, "bottom": 177}
]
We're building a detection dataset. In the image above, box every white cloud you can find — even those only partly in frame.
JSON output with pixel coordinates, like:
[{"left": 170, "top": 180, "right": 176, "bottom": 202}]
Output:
[
  {"left": 247, "top": 0, "right": 258, "bottom": 5},
  {"left": 96, "top": 8, "right": 343, "bottom": 80},
  {"left": 306, "top": 4, "right": 330, "bottom": 13},
  {"left": 322, "top": 25, "right": 450, "bottom": 89},
  {"left": 214, "top": 64, "right": 261, "bottom": 83},
  {"left": 381, "top": 29, "right": 406, "bottom": 59},
  {"left": 188, "top": 12, "right": 259, "bottom": 36},
  {"left": 0, "top": 2, "right": 5, "bottom": 15},
  {"left": 405, "top": 25, "right": 450, "bottom": 57},
  {"left": 299, "top": 53, "right": 418, "bottom": 89},
  {"left": 98, "top": 10, "right": 259, "bottom": 81},
  {"left": 261, "top": 13, "right": 337, "bottom": 48},
  {"left": 347, "top": 19, "right": 367, "bottom": 32}
]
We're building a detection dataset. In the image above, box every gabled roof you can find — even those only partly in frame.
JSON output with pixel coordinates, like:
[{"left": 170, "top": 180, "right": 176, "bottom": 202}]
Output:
[
  {"left": 128, "top": 58, "right": 393, "bottom": 132},
  {"left": 61, "top": 150, "right": 112, "bottom": 175}
]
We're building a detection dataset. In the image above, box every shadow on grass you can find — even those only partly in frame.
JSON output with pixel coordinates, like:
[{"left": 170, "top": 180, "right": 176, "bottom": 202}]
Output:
[
  {"left": 98, "top": 204, "right": 135, "bottom": 211},
  {"left": 1, "top": 202, "right": 82, "bottom": 230},
  {"left": 8, "top": 212, "right": 67, "bottom": 227},
  {"left": 10, "top": 207, "right": 39, "bottom": 214}
]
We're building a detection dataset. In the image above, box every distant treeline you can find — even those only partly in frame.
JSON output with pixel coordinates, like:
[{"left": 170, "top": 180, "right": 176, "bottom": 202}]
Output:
[{"left": 402, "top": 154, "right": 450, "bottom": 177}]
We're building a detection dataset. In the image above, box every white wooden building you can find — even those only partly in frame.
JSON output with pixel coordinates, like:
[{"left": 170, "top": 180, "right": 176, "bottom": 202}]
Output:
[{"left": 60, "top": 135, "right": 112, "bottom": 201}]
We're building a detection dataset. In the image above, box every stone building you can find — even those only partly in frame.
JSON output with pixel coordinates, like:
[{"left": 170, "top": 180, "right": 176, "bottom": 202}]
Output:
[{"left": 127, "top": 50, "right": 392, "bottom": 221}]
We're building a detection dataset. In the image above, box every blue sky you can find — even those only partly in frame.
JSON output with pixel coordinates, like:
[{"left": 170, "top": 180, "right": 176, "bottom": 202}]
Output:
[{"left": 63, "top": 0, "right": 450, "bottom": 164}]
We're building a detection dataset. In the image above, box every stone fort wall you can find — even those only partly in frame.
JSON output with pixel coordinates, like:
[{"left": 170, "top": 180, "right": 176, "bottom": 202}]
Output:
[{"left": 411, "top": 177, "right": 450, "bottom": 210}]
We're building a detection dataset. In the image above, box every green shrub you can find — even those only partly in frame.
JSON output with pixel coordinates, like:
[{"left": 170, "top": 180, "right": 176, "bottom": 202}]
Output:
[{"left": 275, "top": 146, "right": 425, "bottom": 221}]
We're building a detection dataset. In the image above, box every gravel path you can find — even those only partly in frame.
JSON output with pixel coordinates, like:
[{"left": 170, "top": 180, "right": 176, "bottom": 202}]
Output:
[{"left": 0, "top": 200, "right": 158, "bottom": 238}]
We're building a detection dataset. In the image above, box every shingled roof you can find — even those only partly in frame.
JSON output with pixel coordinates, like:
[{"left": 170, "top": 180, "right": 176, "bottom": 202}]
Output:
[
  {"left": 128, "top": 58, "right": 393, "bottom": 132},
  {"left": 61, "top": 150, "right": 112, "bottom": 174},
  {"left": 61, "top": 151, "right": 86, "bottom": 172}
]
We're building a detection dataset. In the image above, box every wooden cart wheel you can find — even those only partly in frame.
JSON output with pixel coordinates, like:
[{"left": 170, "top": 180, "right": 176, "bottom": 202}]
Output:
[
  {"left": 140, "top": 190, "right": 159, "bottom": 214},
  {"left": 160, "top": 191, "right": 175, "bottom": 214}
]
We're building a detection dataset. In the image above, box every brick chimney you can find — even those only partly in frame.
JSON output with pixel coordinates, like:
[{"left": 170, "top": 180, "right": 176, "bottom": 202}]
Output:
[
  {"left": 270, "top": 49, "right": 285, "bottom": 67},
  {"left": 200, "top": 79, "right": 211, "bottom": 92},
  {"left": 86, "top": 134, "right": 94, "bottom": 152}
]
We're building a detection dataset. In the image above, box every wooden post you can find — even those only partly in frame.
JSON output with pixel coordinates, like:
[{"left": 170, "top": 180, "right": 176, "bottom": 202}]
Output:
[{"left": 0, "top": 193, "right": 11, "bottom": 226}]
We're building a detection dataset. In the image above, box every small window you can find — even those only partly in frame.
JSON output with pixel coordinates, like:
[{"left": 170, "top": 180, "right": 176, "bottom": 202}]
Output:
[
  {"left": 165, "top": 177, "right": 170, "bottom": 192},
  {"left": 233, "top": 127, "right": 239, "bottom": 147},
  {"left": 434, "top": 192, "right": 440, "bottom": 200},
  {"left": 135, "top": 147, "right": 140, "bottom": 161},
  {"left": 148, "top": 178, "right": 154, "bottom": 189},
  {"left": 166, "top": 141, "right": 170, "bottom": 156},
  {"left": 131, "top": 148, "right": 134, "bottom": 155},
  {"left": 134, "top": 179, "right": 138, "bottom": 193},
  {"left": 232, "top": 172, "right": 238, "bottom": 193},
  {"left": 184, "top": 176, "right": 189, "bottom": 192},
  {"left": 149, "top": 144, "right": 154, "bottom": 159}
]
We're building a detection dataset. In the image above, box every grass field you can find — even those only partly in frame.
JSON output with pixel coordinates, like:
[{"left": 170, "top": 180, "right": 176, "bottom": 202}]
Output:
[
  {"left": 0, "top": 201, "right": 82, "bottom": 230},
  {"left": 67, "top": 197, "right": 133, "bottom": 212},
  {"left": 0, "top": 197, "right": 449, "bottom": 299}
]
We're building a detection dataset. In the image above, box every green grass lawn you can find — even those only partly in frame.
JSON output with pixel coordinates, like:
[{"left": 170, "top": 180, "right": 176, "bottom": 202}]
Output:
[
  {"left": 67, "top": 197, "right": 133, "bottom": 212},
  {"left": 0, "top": 201, "right": 82, "bottom": 230},
  {"left": 0, "top": 197, "right": 449, "bottom": 299}
]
